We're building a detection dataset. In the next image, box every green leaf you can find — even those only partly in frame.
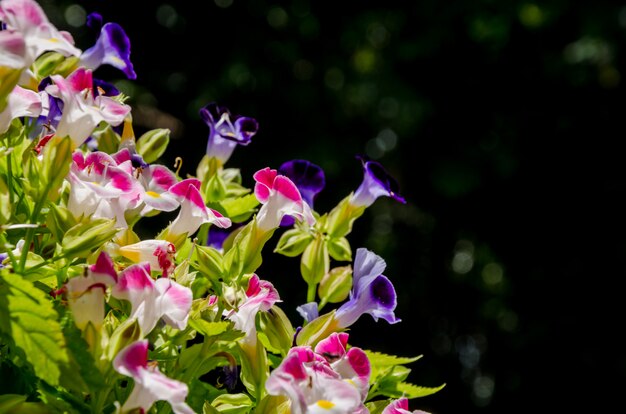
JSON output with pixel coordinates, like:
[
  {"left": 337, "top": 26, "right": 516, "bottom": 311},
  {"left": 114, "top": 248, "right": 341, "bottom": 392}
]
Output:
[
  {"left": 211, "top": 393, "right": 253, "bottom": 414},
  {"left": 189, "top": 320, "right": 232, "bottom": 337},
  {"left": 364, "top": 350, "right": 423, "bottom": 367},
  {"left": 364, "top": 400, "right": 391, "bottom": 414},
  {"left": 327, "top": 236, "right": 352, "bottom": 262},
  {"left": 274, "top": 228, "right": 313, "bottom": 257},
  {"left": 0, "top": 272, "right": 69, "bottom": 386},
  {"left": 204, "top": 173, "right": 227, "bottom": 202},
  {"left": 60, "top": 318, "right": 106, "bottom": 393},
  {"left": 45, "top": 204, "right": 77, "bottom": 244},
  {"left": 218, "top": 194, "right": 259, "bottom": 223},
  {"left": 394, "top": 382, "right": 446, "bottom": 399}
]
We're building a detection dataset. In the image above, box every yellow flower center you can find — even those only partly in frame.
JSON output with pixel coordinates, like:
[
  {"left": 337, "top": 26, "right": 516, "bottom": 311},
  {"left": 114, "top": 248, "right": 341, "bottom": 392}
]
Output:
[
  {"left": 146, "top": 191, "right": 161, "bottom": 198},
  {"left": 316, "top": 400, "right": 335, "bottom": 410}
]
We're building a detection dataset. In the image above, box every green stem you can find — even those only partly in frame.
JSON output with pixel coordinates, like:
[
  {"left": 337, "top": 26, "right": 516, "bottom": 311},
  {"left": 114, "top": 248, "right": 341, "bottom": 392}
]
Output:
[
  {"left": 6, "top": 150, "right": 14, "bottom": 206},
  {"left": 306, "top": 282, "right": 317, "bottom": 303},
  {"left": 18, "top": 192, "right": 47, "bottom": 272}
]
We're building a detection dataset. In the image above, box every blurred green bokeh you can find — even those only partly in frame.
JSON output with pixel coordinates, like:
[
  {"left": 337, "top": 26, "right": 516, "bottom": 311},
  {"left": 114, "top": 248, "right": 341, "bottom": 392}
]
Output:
[{"left": 40, "top": 0, "right": 626, "bottom": 411}]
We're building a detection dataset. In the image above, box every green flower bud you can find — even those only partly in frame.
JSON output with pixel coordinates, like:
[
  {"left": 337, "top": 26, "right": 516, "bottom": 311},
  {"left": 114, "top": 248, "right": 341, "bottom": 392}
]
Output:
[
  {"left": 295, "top": 310, "right": 341, "bottom": 348},
  {"left": 274, "top": 228, "right": 313, "bottom": 257},
  {"left": 211, "top": 393, "right": 252, "bottom": 414},
  {"left": 327, "top": 236, "right": 352, "bottom": 262},
  {"left": 105, "top": 318, "right": 141, "bottom": 361},
  {"left": 195, "top": 245, "right": 224, "bottom": 286},
  {"left": 318, "top": 265, "right": 353, "bottom": 305},
  {"left": 41, "top": 136, "right": 72, "bottom": 201},
  {"left": 46, "top": 204, "right": 77, "bottom": 243},
  {"left": 135, "top": 128, "right": 170, "bottom": 164},
  {"left": 300, "top": 234, "right": 329, "bottom": 285},
  {"left": 33, "top": 51, "right": 66, "bottom": 78},
  {"left": 62, "top": 218, "right": 118, "bottom": 258},
  {"left": 257, "top": 306, "right": 295, "bottom": 357}
]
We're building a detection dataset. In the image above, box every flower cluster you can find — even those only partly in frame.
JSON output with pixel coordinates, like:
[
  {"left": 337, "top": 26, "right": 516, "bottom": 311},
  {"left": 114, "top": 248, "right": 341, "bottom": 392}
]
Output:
[{"left": 0, "top": 1, "right": 443, "bottom": 413}]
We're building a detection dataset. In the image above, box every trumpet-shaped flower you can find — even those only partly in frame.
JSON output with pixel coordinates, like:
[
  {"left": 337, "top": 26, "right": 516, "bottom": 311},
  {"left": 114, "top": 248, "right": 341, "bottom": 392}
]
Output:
[
  {"left": 111, "top": 263, "right": 192, "bottom": 334},
  {"left": 65, "top": 251, "right": 117, "bottom": 330},
  {"left": 382, "top": 398, "right": 430, "bottom": 414},
  {"left": 168, "top": 178, "right": 231, "bottom": 238},
  {"left": 315, "top": 332, "right": 371, "bottom": 400},
  {"left": 46, "top": 67, "right": 130, "bottom": 147},
  {"left": 113, "top": 340, "right": 194, "bottom": 414},
  {"left": 113, "top": 148, "right": 180, "bottom": 215},
  {"left": 0, "top": 0, "right": 81, "bottom": 68},
  {"left": 253, "top": 167, "right": 316, "bottom": 232},
  {"left": 115, "top": 240, "right": 176, "bottom": 278},
  {"left": 349, "top": 156, "right": 406, "bottom": 208},
  {"left": 67, "top": 150, "right": 141, "bottom": 227},
  {"left": 335, "top": 248, "right": 400, "bottom": 328},
  {"left": 226, "top": 274, "right": 280, "bottom": 346},
  {"left": 200, "top": 102, "right": 258, "bottom": 164},
  {"left": 266, "top": 343, "right": 366, "bottom": 414},
  {"left": 80, "top": 22, "right": 136, "bottom": 79},
  {"left": 0, "top": 84, "right": 41, "bottom": 133}
]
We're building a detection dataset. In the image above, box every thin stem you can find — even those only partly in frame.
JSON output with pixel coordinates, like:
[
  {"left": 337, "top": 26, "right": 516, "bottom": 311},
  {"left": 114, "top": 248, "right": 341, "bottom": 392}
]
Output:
[{"left": 306, "top": 282, "right": 317, "bottom": 303}]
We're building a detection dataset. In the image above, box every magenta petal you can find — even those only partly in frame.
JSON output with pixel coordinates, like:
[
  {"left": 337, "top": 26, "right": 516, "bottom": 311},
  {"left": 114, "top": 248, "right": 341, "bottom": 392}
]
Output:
[
  {"left": 89, "top": 251, "right": 117, "bottom": 284},
  {"left": 346, "top": 347, "right": 371, "bottom": 379},
  {"left": 169, "top": 178, "right": 201, "bottom": 198},
  {"left": 273, "top": 175, "right": 302, "bottom": 202},
  {"left": 113, "top": 340, "right": 149, "bottom": 377},
  {"left": 114, "top": 263, "right": 154, "bottom": 293},
  {"left": 315, "top": 332, "right": 348, "bottom": 359}
]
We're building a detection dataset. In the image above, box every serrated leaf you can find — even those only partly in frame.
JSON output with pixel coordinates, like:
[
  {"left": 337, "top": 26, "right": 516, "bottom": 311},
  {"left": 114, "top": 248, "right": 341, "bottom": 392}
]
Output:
[
  {"left": 0, "top": 272, "right": 69, "bottom": 386},
  {"left": 364, "top": 350, "right": 423, "bottom": 367},
  {"left": 189, "top": 320, "right": 232, "bottom": 337},
  {"left": 395, "top": 382, "right": 446, "bottom": 399},
  {"left": 60, "top": 318, "right": 105, "bottom": 392}
]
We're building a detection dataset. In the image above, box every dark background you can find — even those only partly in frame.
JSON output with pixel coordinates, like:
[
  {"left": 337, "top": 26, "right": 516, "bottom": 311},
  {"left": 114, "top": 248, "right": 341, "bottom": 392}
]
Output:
[{"left": 42, "top": 0, "right": 626, "bottom": 411}]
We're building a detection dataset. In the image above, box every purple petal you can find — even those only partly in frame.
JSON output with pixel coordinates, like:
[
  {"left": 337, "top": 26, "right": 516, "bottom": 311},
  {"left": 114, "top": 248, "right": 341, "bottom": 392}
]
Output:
[
  {"left": 296, "top": 302, "right": 319, "bottom": 323},
  {"left": 352, "top": 248, "right": 387, "bottom": 296},
  {"left": 93, "top": 78, "right": 120, "bottom": 97},
  {"left": 350, "top": 156, "right": 406, "bottom": 208},
  {"left": 86, "top": 12, "right": 103, "bottom": 31},
  {"left": 81, "top": 22, "right": 136, "bottom": 79},
  {"left": 278, "top": 159, "right": 325, "bottom": 207},
  {"left": 199, "top": 102, "right": 228, "bottom": 126},
  {"left": 234, "top": 116, "right": 258, "bottom": 144},
  {"left": 335, "top": 274, "right": 400, "bottom": 328}
]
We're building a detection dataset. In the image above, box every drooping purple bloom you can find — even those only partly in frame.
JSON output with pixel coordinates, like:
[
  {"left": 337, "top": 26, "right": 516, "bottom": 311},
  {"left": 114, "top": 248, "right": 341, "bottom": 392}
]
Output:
[
  {"left": 335, "top": 247, "right": 400, "bottom": 328},
  {"left": 278, "top": 159, "right": 325, "bottom": 207},
  {"left": 81, "top": 22, "right": 136, "bottom": 79},
  {"left": 200, "top": 102, "right": 258, "bottom": 165},
  {"left": 349, "top": 156, "right": 406, "bottom": 208},
  {"left": 278, "top": 159, "right": 325, "bottom": 226}
]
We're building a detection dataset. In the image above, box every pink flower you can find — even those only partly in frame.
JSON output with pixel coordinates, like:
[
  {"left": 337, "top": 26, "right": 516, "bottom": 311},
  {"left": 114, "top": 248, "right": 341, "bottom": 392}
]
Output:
[
  {"left": 167, "top": 178, "right": 231, "bottom": 238},
  {"left": 0, "top": 0, "right": 81, "bottom": 68},
  {"left": 226, "top": 274, "right": 280, "bottom": 346},
  {"left": 382, "top": 398, "right": 430, "bottom": 414},
  {"left": 0, "top": 85, "right": 41, "bottom": 133},
  {"left": 113, "top": 340, "right": 194, "bottom": 414},
  {"left": 111, "top": 263, "right": 192, "bottom": 335},
  {"left": 115, "top": 240, "right": 176, "bottom": 278},
  {"left": 46, "top": 68, "right": 130, "bottom": 147},
  {"left": 253, "top": 167, "right": 315, "bottom": 232},
  {"left": 65, "top": 252, "right": 117, "bottom": 330}
]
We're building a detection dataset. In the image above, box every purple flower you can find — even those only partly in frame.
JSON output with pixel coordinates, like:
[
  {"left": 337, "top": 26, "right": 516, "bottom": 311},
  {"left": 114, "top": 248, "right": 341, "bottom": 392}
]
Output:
[
  {"left": 278, "top": 159, "right": 325, "bottom": 226},
  {"left": 335, "top": 248, "right": 400, "bottom": 328},
  {"left": 278, "top": 159, "right": 325, "bottom": 208},
  {"left": 200, "top": 102, "right": 258, "bottom": 165},
  {"left": 349, "top": 156, "right": 406, "bottom": 208},
  {"left": 85, "top": 12, "right": 103, "bottom": 32},
  {"left": 81, "top": 22, "right": 136, "bottom": 79},
  {"left": 296, "top": 301, "right": 319, "bottom": 323}
]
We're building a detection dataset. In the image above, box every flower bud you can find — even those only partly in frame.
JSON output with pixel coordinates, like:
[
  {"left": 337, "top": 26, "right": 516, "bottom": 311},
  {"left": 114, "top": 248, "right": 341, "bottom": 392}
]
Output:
[
  {"left": 318, "top": 266, "right": 353, "bottom": 305},
  {"left": 135, "top": 128, "right": 170, "bottom": 164}
]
